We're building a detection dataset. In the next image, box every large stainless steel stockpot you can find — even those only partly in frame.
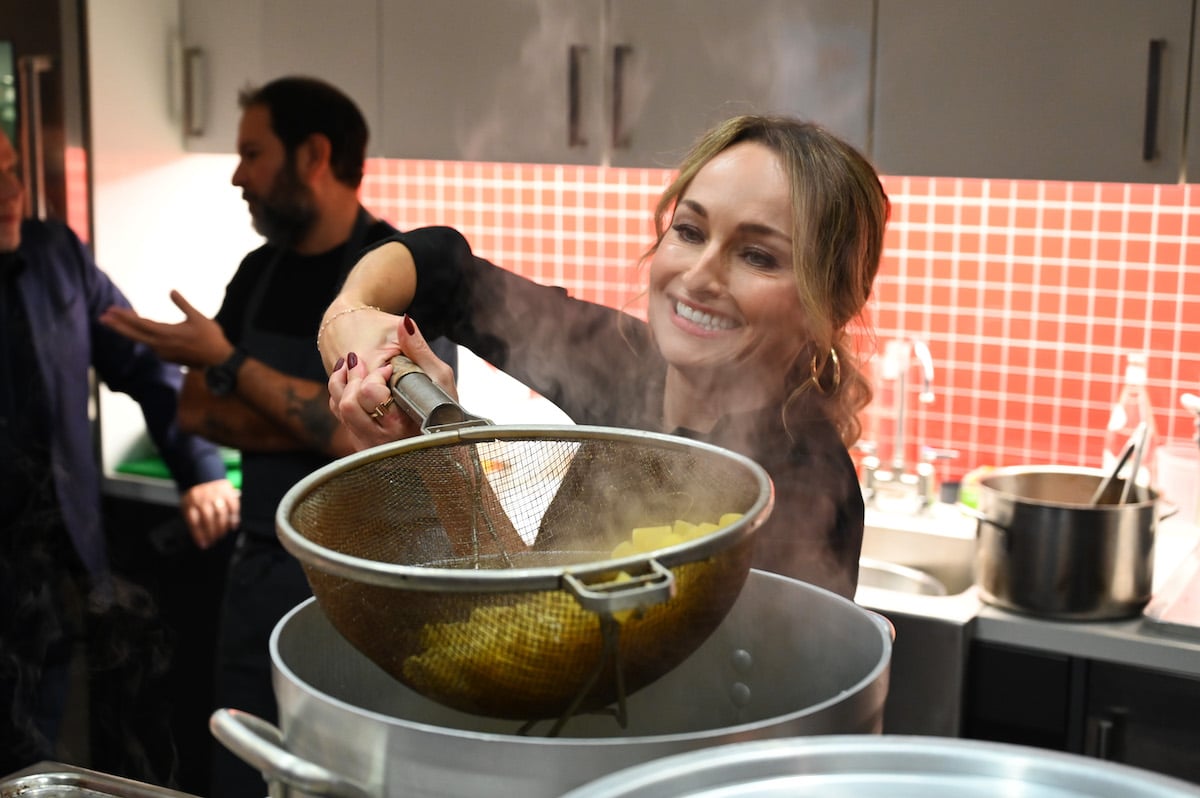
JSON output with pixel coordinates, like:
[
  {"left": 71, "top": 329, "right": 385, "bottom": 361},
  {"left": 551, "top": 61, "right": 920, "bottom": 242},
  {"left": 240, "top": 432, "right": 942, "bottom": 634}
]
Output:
[
  {"left": 964, "top": 465, "right": 1167, "bottom": 620},
  {"left": 211, "top": 570, "right": 892, "bottom": 798},
  {"left": 559, "top": 736, "right": 1200, "bottom": 797}
]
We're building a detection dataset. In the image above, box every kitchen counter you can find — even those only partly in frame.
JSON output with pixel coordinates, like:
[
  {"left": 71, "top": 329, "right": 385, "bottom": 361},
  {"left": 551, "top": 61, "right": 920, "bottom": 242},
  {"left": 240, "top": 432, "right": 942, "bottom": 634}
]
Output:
[
  {"left": 103, "top": 463, "right": 1200, "bottom": 679},
  {"left": 103, "top": 473, "right": 181, "bottom": 506},
  {"left": 972, "top": 515, "right": 1200, "bottom": 678},
  {"left": 858, "top": 513, "right": 1200, "bottom": 679},
  {"left": 973, "top": 601, "right": 1200, "bottom": 678},
  {"left": 854, "top": 507, "right": 1200, "bottom": 744},
  {"left": 103, "top": 448, "right": 242, "bottom": 507}
]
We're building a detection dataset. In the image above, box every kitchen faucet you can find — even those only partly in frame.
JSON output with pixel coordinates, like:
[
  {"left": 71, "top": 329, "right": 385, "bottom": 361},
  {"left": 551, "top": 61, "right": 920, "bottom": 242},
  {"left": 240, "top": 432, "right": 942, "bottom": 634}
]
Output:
[{"left": 859, "top": 339, "right": 955, "bottom": 511}]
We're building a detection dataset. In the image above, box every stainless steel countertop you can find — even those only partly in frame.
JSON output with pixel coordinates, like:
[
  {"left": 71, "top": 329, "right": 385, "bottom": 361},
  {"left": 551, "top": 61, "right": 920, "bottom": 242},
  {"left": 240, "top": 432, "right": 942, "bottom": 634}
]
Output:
[
  {"left": 103, "top": 473, "right": 181, "bottom": 506},
  {"left": 107, "top": 470, "right": 1200, "bottom": 679},
  {"left": 859, "top": 515, "right": 1200, "bottom": 679}
]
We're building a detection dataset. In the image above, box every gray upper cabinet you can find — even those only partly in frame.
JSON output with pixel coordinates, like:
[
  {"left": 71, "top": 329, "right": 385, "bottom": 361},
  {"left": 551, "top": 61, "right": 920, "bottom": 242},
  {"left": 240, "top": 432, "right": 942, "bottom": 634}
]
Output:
[
  {"left": 605, "top": 0, "right": 873, "bottom": 167},
  {"left": 1187, "top": 6, "right": 1200, "bottom": 183},
  {"left": 181, "top": 0, "right": 380, "bottom": 153},
  {"left": 872, "top": 0, "right": 1193, "bottom": 183},
  {"left": 377, "top": 0, "right": 605, "bottom": 165},
  {"left": 377, "top": 0, "right": 873, "bottom": 167}
]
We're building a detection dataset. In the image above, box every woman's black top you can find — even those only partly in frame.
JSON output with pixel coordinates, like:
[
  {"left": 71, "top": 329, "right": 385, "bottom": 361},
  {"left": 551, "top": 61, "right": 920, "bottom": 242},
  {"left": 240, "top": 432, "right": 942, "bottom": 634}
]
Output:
[{"left": 374, "top": 227, "right": 864, "bottom": 598}]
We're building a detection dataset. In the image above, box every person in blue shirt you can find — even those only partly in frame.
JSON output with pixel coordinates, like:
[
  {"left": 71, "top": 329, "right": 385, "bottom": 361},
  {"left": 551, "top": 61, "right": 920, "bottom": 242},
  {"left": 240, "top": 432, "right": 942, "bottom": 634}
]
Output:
[{"left": 0, "top": 128, "right": 239, "bottom": 774}]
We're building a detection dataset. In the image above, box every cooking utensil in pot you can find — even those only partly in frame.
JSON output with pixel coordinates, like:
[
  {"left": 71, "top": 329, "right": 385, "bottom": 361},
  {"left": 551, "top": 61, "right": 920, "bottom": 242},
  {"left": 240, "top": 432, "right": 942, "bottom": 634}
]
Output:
[
  {"left": 276, "top": 359, "right": 774, "bottom": 728},
  {"left": 1089, "top": 421, "right": 1148, "bottom": 505},
  {"left": 1121, "top": 421, "right": 1150, "bottom": 503},
  {"left": 211, "top": 571, "right": 892, "bottom": 798},
  {"left": 960, "top": 465, "right": 1174, "bottom": 620}
]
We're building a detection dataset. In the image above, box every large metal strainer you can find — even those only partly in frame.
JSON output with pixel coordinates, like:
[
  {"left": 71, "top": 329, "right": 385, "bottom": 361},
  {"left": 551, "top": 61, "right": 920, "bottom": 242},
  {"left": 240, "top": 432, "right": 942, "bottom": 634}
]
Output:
[{"left": 276, "top": 368, "right": 773, "bottom": 727}]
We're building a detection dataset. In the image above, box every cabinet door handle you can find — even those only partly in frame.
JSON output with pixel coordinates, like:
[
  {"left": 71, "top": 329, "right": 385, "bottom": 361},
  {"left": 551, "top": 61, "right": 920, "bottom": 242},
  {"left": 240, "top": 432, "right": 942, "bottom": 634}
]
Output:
[
  {"left": 183, "top": 47, "right": 207, "bottom": 138},
  {"left": 1085, "top": 710, "right": 1125, "bottom": 761},
  {"left": 611, "top": 44, "right": 633, "bottom": 149},
  {"left": 568, "top": 45, "right": 588, "bottom": 147},
  {"left": 16, "top": 54, "right": 53, "bottom": 219},
  {"left": 1142, "top": 38, "right": 1165, "bottom": 162}
]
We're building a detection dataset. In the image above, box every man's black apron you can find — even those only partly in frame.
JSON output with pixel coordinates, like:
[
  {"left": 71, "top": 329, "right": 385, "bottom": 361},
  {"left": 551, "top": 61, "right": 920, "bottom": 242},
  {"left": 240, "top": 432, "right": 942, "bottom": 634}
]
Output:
[{"left": 210, "top": 209, "right": 371, "bottom": 798}]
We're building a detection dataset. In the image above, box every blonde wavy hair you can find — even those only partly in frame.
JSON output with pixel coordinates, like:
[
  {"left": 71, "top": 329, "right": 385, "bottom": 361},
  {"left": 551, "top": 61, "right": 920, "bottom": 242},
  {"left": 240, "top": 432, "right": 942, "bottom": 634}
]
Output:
[{"left": 644, "top": 115, "right": 889, "bottom": 446}]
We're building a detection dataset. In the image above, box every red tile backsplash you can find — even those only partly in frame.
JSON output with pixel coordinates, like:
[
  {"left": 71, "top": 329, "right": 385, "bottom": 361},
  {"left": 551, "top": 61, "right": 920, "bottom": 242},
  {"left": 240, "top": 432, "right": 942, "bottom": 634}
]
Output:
[
  {"left": 361, "top": 159, "right": 1200, "bottom": 483},
  {"left": 66, "top": 145, "right": 89, "bottom": 242}
]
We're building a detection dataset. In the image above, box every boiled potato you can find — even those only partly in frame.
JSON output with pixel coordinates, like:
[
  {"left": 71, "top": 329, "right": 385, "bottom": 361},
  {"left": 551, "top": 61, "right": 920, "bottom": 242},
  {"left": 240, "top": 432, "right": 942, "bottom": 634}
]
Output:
[
  {"left": 612, "top": 512, "right": 743, "bottom": 558},
  {"left": 630, "top": 525, "right": 677, "bottom": 551}
]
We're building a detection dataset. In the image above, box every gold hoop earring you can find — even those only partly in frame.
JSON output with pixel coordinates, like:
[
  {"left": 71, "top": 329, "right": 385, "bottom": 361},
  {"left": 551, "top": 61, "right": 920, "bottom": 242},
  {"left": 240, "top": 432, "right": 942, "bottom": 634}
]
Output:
[{"left": 808, "top": 348, "right": 841, "bottom": 396}]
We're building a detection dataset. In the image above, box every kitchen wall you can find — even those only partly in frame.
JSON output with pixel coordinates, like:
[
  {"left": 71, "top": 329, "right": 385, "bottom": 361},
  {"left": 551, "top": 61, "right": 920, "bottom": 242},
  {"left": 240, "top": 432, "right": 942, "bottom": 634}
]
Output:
[
  {"left": 92, "top": 151, "right": 1199, "bottom": 484},
  {"left": 85, "top": 1, "right": 1199, "bottom": 491},
  {"left": 360, "top": 158, "right": 1200, "bottom": 483},
  {"left": 874, "top": 177, "right": 1200, "bottom": 480}
]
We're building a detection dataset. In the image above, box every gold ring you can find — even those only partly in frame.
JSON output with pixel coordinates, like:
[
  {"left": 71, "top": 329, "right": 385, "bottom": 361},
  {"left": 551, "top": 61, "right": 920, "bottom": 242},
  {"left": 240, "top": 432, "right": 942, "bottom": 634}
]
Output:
[{"left": 368, "top": 395, "right": 395, "bottom": 419}]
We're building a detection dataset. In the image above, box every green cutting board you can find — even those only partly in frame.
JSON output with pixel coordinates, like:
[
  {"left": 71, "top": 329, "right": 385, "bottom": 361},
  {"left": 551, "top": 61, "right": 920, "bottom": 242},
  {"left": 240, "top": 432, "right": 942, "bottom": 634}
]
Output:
[{"left": 116, "top": 448, "right": 242, "bottom": 490}]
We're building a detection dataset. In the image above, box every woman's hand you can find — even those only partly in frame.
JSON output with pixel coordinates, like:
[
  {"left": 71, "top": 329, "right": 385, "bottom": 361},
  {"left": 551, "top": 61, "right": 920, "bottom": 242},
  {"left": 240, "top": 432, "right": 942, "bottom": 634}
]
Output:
[
  {"left": 317, "top": 241, "right": 419, "bottom": 372},
  {"left": 328, "top": 314, "right": 458, "bottom": 451}
]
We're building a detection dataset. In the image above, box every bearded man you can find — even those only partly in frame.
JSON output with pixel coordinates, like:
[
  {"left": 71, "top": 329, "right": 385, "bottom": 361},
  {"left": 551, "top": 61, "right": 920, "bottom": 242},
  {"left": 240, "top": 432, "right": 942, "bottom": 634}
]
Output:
[{"left": 100, "top": 76, "right": 456, "bottom": 798}]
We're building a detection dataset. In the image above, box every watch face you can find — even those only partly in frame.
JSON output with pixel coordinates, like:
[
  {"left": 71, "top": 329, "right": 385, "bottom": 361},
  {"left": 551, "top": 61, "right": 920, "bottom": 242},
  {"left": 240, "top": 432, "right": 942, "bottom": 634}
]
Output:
[
  {"left": 206, "top": 349, "right": 246, "bottom": 396},
  {"left": 205, "top": 365, "right": 235, "bottom": 396}
]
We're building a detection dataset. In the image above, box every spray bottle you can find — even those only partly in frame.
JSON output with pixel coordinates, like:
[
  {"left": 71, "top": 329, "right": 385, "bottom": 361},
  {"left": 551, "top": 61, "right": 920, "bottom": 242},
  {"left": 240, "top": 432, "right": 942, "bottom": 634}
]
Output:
[{"left": 1102, "top": 353, "right": 1159, "bottom": 489}]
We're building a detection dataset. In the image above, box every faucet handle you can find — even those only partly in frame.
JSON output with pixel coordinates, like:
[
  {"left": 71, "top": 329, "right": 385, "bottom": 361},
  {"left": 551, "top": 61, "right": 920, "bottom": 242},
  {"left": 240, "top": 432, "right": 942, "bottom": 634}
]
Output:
[
  {"left": 917, "top": 447, "right": 959, "bottom": 508},
  {"left": 920, "top": 446, "right": 959, "bottom": 464},
  {"left": 855, "top": 440, "right": 882, "bottom": 502},
  {"left": 909, "top": 340, "right": 936, "bottom": 403}
]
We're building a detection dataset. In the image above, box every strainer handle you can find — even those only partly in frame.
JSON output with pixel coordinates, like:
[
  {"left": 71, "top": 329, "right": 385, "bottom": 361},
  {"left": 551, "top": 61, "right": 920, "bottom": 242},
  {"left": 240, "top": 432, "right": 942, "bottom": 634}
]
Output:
[
  {"left": 209, "top": 708, "right": 371, "bottom": 798},
  {"left": 389, "top": 354, "right": 491, "bottom": 433},
  {"left": 563, "top": 558, "right": 676, "bottom": 614}
]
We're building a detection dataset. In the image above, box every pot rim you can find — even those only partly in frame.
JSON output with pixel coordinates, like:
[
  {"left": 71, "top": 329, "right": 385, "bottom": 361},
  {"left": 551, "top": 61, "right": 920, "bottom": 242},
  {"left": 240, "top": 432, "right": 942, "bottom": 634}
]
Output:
[
  {"left": 559, "top": 735, "right": 1200, "bottom": 797},
  {"left": 268, "top": 572, "right": 893, "bottom": 746},
  {"left": 977, "top": 464, "right": 1160, "bottom": 509}
]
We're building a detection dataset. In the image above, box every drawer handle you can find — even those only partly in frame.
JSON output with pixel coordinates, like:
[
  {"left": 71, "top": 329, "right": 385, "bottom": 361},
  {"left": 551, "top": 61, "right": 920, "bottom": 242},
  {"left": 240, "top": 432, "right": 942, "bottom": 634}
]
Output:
[
  {"left": 1085, "top": 709, "right": 1126, "bottom": 761},
  {"left": 1142, "top": 38, "right": 1165, "bottom": 162},
  {"left": 183, "top": 46, "right": 206, "bottom": 137},
  {"left": 612, "top": 44, "right": 633, "bottom": 149},
  {"left": 568, "top": 44, "right": 588, "bottom": 147}
]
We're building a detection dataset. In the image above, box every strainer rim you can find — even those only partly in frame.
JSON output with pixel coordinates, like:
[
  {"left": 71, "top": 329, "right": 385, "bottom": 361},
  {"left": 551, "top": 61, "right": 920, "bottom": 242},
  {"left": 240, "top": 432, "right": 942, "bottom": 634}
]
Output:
[{"left": 275, "top": 424, "right": 774, "bottom": 592}]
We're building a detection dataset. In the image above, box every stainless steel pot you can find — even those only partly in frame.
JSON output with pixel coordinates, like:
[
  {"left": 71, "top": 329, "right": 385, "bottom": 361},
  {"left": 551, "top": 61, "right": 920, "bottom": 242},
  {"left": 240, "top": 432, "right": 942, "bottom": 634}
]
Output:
[
  {"left": 963, "top": 465, "right": 1167, "bottom": 620},
  {"left": 211, "top": 570, "right": 892, "bottom": 798},
  {"left": 559, "top": 736, "right": 1200, "bottom": 797}
]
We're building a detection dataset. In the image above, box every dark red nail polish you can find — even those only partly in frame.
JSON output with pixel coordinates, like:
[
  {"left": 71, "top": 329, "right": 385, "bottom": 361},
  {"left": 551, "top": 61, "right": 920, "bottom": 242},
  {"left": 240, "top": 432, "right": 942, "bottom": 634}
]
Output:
[
  {"left": 403, "top": 315, "right": 415, "bottom": 335},
  {"left": 347, "top": 352, "right": 358, "bottom": 369},
  {"left": 333, "top": 356, "right": 345, "bottom": 371}
]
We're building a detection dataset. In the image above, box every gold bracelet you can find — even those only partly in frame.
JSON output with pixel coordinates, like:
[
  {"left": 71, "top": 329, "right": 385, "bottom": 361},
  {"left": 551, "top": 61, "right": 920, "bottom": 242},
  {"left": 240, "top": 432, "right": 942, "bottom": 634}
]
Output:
[{"left": 317, "top": 305, "right": 381, "bottom": 349}]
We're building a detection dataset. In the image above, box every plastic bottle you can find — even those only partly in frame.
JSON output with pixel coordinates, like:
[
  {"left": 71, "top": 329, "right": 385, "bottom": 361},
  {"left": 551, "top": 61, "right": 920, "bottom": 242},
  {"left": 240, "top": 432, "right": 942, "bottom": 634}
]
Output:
[{"left": 1102, "top": 352, "right": 1159, "bottom": 490}]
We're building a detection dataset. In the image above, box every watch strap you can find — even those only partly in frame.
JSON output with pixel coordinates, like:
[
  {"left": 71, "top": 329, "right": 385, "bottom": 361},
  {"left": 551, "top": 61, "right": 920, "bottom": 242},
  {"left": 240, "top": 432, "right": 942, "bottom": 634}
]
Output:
[{"left": 206, "top": 346, "right": 248, "bottom": 396}]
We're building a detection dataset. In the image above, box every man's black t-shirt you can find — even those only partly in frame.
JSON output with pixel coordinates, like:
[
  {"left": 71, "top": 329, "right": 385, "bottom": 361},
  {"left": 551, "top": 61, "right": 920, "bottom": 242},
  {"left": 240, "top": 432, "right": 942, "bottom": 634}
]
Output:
[{"left": 215, "top": 218, "right": 398, "bottom": 346}]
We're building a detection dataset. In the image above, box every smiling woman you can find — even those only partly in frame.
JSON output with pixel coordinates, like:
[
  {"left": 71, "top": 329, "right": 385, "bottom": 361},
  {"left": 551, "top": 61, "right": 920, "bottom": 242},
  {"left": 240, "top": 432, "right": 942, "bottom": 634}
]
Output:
[
  {"left": 317, "top": 115, "right": 889, "bottom": 600},
  {"left": 648, "top": 142, "right": 805, "bottom": 431}
]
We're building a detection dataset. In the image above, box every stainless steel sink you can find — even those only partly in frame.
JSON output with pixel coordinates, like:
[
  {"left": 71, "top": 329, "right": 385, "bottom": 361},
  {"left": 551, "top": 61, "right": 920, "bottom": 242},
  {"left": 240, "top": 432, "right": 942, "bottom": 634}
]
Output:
[
  {"left": 859, "top": 557, "right": 948, "bottom": 596},
  {"left": 859, "top": 503, "right": 978, "bottom": 595}
]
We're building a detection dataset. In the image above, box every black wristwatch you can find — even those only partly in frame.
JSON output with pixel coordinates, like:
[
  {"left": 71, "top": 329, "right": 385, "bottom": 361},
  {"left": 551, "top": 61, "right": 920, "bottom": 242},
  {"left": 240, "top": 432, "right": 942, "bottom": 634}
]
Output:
[{"left": 205, "top": 347, "right": 248, "bottom": 397}]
